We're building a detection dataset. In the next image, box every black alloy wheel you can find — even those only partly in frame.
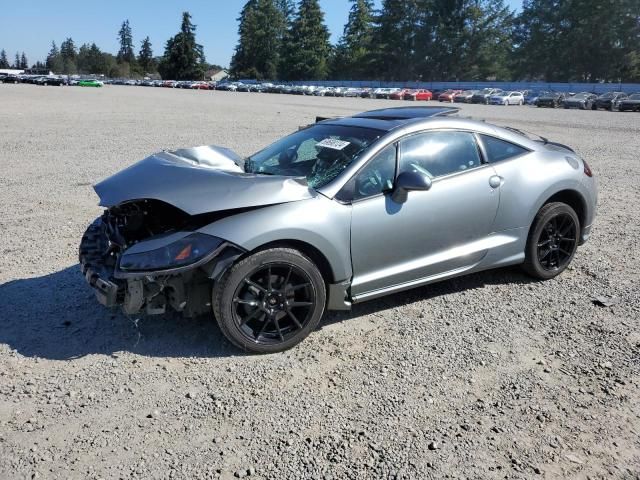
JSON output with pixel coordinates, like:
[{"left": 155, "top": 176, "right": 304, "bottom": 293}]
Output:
[
  {"left": 213, "top": 248, "right": 326, "bottom": 353},
  {"left": 536, "top": 213, "right": 577, "bottom": 271},
  {"left": 523, "top": 202, "right": 580, "bottom": 280},
  {"left": 232, "top": 263, "right": 315, "bottom": 345}
]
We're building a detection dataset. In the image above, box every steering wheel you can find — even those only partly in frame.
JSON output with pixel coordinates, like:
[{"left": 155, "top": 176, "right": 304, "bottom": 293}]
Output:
[{"left": 357, "top": 170, "right": 384, "bottom": 197}]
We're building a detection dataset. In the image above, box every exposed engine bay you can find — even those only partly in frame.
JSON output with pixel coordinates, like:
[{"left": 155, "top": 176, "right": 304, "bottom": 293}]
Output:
[{"left": 79, "top": 199, "right": 244, "bottom": 317}]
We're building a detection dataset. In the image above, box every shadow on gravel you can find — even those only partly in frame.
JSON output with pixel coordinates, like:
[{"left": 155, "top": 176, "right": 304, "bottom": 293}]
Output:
[
  {"left": 0, "top": 265, "right": 240, "bottom": 360},
  {"left": 0, "top": 265, "right": 535, "bottom": 360},
  {"left": 322, "top": 266, "right": 536, "bottom": 327}
]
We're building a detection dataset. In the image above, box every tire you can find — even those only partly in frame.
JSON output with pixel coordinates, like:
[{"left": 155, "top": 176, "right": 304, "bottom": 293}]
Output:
[
  {"left": 212, "top": 248, "right": 326, "bottom": 353},
  {"left": 522, "top": 202, "right": 580, "bottom": 280}
]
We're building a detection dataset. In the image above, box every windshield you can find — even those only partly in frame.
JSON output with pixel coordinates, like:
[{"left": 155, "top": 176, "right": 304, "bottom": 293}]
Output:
[
  {"left": 246, "top": 124, "right": 382, "bottom": 189},
  {"left": 628, "top": 94, "right": 640, "bottom": 100},
  {"left": 599, "top": 92, "right": 614, "bottom": 99},
  {"left": 573, "top": 92, "right": 590, "bottom": 99}
]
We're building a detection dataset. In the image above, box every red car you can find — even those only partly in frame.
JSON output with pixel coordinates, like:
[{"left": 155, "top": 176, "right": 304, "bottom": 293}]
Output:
[
  {"left": 438, "top": 89, "right": 463, "bottom": 102},
  {"left": 389, "top": 88, "right": 411, "bottom": 100},
  {"left": 404, "top": 89, "right": 433, "bottom": 101}
]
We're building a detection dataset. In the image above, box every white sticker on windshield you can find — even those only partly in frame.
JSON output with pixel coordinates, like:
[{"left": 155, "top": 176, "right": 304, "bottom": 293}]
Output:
[{"left": 316, "top": 138, "right": 350, "bottom": 150}]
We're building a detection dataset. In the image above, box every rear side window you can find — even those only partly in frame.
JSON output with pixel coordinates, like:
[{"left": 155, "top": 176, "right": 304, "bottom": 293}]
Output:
[{"left": 480, "top": 135, "right": 528, "bottom": 163}]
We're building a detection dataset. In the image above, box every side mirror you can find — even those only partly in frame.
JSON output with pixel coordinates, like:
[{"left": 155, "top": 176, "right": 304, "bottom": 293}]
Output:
[{"left": 391, "top": 170, "right": 432, "bottom": 203}]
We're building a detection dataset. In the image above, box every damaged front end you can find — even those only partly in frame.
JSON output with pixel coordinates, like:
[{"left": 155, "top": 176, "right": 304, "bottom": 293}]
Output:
[{"left": 79, "top": 199, "right": 244, "bottom": 317}]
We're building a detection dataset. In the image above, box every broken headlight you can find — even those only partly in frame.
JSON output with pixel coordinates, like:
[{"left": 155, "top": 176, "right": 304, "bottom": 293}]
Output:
[{"left": 119, "top": 233, "right": 224, "bottom": 272}]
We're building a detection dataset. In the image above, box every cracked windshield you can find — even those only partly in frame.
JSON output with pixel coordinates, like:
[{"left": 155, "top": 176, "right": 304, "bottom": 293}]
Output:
[{"left": 245, "top": 124, "right": 381, "bottom": 188}]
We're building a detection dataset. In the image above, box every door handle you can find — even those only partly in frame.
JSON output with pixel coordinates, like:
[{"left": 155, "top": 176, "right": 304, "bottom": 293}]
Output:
[{"left": 489, "top": 175, "right": 503, "bottom": 188}]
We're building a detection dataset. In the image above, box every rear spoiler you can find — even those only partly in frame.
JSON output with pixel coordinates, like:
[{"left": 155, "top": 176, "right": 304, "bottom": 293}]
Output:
[{"left": 299, "top": 115, "right": 344, "bottom": 131}]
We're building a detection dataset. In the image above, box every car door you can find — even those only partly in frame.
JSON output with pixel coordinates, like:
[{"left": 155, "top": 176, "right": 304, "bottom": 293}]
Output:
[{"left": 348, "top": 130, "right": 501, "bottom": 297}]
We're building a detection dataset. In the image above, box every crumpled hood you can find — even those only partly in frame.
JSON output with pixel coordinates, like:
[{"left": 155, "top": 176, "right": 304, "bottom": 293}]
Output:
[{"left": 94, "top": 145, "right": 315, "bottom": 215}]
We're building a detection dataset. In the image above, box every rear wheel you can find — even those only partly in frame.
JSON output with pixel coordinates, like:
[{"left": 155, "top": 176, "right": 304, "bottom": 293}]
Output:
[
  {"left": 213, "top": 248, "right": 326, "bottom": 353},
  {"left": 522, "top": 203, "right": 580, "bottom": 280}
]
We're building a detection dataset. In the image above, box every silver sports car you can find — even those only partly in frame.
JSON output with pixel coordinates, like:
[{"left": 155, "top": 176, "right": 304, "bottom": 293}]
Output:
[{"left": 80, "top": 106, "right": 598, "bottom": 353}]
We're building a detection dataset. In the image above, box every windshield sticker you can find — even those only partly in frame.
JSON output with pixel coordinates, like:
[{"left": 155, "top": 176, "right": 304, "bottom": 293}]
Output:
[{"left": 316, "top": 138, "right": 351, "bottom": 150}]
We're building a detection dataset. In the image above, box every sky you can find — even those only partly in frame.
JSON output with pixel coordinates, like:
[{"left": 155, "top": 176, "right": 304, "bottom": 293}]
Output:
[{"left": 0, "top": 1, "right": 522, "bottom": 68}]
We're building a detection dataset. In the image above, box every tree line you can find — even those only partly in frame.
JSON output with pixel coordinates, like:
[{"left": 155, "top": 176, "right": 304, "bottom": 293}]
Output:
[
  {"left": 3, "top": 2, "right": 639, "bottom": 82},
  {"left": 231, "top": 0, "right": 640, "bottom": 83},
  {"left": 1, "top": 12, "right": 221, "bottom": 80}
]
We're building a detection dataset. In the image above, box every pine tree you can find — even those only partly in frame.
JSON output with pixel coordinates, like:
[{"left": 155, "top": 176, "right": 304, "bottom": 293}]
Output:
[
  {"left": 14, "top": 52, "right": 21, "bottom": 69},
  {"left": 280, "top": 0, "right": 331, "bottom": 80},
  {"left": 158, "top": 12, "right": 206, "bottom": 80},
  {"left": 46, "top": 41, "right": 63, "bottom": 73},
  {"left": 117, "top": 20, "right": 136, "bottom": 64},
  {"left": 332, "top": 0, "right": 374, "bottom": 79},
  {"left": 0, "top": 49, "right": 9, "bottom": 68},
  {"left": 231, "top": 0, "right": 284, "bottom": 79},
  {"left": 20, "top": 52, "right": 28, "bottom": 69},
  {"left": 60, "top": 38, "right": 77, "bottom": 74},
  {"left": 412, "top": 0, "right": 513, "bottom": 82},
  {"left": 138, "top": 36, "right": 155, "bottom": 72},
  {"left": 369, "top": 0, "right": 420, "bottom": 81}
]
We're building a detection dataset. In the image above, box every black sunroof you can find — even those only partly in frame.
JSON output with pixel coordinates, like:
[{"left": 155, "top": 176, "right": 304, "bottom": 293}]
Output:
[{"left": 354, "top": 106, "right": 459, "bottom": 120}]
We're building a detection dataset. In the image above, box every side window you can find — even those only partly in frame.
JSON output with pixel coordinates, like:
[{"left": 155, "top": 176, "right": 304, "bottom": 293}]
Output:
[
  {"left": 480, "top": 135, "right": 528, "bottom": 163},
  {"left": 351, "top": 144, "right": 396, "bottom": 201},
  {"left": 399, "top": 131, "right": 481, "bottom": 178}
]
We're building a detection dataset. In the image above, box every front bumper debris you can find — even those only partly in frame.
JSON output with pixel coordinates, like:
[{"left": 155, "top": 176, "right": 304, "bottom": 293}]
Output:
[{"left": 79, "top": 218, "right": 221, "bottom": 317}]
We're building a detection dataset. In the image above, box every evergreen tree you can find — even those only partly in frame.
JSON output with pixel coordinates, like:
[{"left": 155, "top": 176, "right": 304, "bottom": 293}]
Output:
[
  {"left": 60, "top": 38, "right": 78, "bottom": 74},
  {"left": 412, "top": 0, "right": 513, "bottom": 82},
  {"left": 20, "top": 52, "right": 28, "bottom": 69},
  {"left": 138, "top": 36, "right": 155, "bottom": 72},
  {"left": 77, "top": 43, "right": 107, "bottom": 74},
  {"left": 14, "top": 52, "right": 21, "bottom": 69},
  {"left": 369, "top": 0, "right": 420, "bottom": 81},
  {"left": 46, "top": 41, "right": 63, "bottom": 73},
  {"left": 280, "top": 0, "right": 331, "bottom": 80},
  {"left": 0, "top": 49, "right": 9, "bottom": 68},
  {"left": 332, "top": 0, "right": 374, "bottom": 79},
  {"left": 231, "top": 0, "right": 284, "bottom": 79},
  {"left": 158, "top": 12, "right": 206, "bottom": 80},
  {"left": 117, "top": 20, "right": 136, "bottom": 64},
  {"left": 511, "top": 0, "right": 640, "bottom": 82}
]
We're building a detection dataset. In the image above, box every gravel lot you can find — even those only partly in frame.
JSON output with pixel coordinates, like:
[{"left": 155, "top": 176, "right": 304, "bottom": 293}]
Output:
[{"left": 0, "top": 84, "right": 639, "bottom": 479}]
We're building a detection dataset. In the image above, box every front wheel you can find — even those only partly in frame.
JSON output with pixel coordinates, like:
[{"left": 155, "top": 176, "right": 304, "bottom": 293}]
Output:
[
  {"left": 213, "top": 248, "right": 326, "bottom": 353},
  {"left": 522, "top": 202, "right": 580, "bottom": 280}
]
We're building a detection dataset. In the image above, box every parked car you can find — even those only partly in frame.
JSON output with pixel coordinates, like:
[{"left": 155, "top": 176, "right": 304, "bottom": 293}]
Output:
[
  {"left": 453, "top": 90, "right": 478, "bottom": 103},
  {"left": 390, "top": 89, "right": 411, "bottom": 100},
  {"left": 78, "top": 79, "right": 103, "bottom": 87},
  {"left": 1, "top": 74, "right": 20, "bottom": 84},
  {"left": 402, "top": 89, "right": 431, "bottom": 101},
  {"left": 80, "top": 106, "right": 597, "bottom": 353},
  {"left": 343, "top": 88, "right": 362, "bottom": 97},
  {"left": 36, "top": 76, "right": 66, "bottom": 86},
  {"left": 489, "top": 91, "right": 525, "bottom": 106},
  {"left": 471, "top": 88, "right": 503, "bottom": 104},
  {"left": 438, "top": 89, "right": 463, "bottom": 102},
  {"left": 617, "top": 93, "right": 640, "bottom": 112},
  {"left": 563, "top": 92, "right": 598, "bottom": 110},
  {"left": 374, "top": 88, "right": 400, "bottom": 99},
  {"left": 594, "top": 92, "right": 627, "bottom": 111},
  {"left": 524, "top": 90, "right": 548, "bottom": 105},
  {"left": 536, "top": 92, "right": 566, "bottom": 108}
]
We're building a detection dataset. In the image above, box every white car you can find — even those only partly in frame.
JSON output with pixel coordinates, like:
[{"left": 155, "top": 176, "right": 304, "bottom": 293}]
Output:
[{"left": 490, "top": 91, "right": 525, "bottom": 106}]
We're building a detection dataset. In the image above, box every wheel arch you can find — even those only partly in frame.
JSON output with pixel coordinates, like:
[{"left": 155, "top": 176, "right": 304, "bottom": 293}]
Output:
[
  {"left": 541, "top": 189, "right": 587, "bottom": 233},
  {"left": 248, "top": 239, "right": 336, "bottom": 284}
]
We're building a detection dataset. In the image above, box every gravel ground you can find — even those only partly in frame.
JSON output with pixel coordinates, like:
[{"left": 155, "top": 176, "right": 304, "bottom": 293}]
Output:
[{"left": 0, "top": 84, "right": 639, "bottom": 480}]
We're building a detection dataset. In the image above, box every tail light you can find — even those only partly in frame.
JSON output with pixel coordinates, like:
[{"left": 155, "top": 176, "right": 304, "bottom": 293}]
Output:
[{"left": 583, "top": 159, "right": 593, "bottom": 177}]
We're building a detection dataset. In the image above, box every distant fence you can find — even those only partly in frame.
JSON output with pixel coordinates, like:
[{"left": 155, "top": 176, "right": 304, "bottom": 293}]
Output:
[{"left": 287, "top": 80, "right": 640, "bottom": 94}]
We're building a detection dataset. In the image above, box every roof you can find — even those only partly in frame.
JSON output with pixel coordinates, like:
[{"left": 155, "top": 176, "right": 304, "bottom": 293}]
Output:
[
  {"left": 320, "top": 106, "right": 460, "bottom": 132},
  {"left": 353, "top": 106, "right": 459, "bottom": 120}
]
